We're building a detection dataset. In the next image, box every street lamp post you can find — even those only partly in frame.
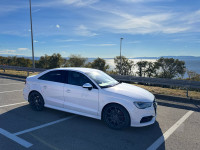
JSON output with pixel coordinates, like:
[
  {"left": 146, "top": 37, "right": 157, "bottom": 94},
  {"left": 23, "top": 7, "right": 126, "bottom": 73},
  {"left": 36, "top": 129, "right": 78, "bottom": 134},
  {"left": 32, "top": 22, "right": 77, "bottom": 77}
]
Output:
[
  {"left": 29, "top": 0, "right": 35, "bottom": 68},
  {"left": 120, "top": 38, "right": 123, "bottom": 75}
]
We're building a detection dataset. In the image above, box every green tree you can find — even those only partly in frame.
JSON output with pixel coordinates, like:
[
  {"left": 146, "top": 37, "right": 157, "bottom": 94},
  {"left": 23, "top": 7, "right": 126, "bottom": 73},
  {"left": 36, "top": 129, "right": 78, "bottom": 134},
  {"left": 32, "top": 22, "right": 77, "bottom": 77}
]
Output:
[
  {"left": 0, "top": 56, "right": 32, "bottom": 67},
  {"left": 36, "top": 53, "right": 64, "bottom": 69},
  {"left": 87, "top": 57, "right": 109, "bottom": 71},
  {"left": 0, "top": 56, "right": 8, "bottom": 65},
  {"left": 16, "top": 57, "right": 32, "bottom": 67},
  {"left": 186, "top": 70, "right": 200, "bottom": 81},
  {"left": 136, "top": 61, "right": 148, "bottom": 77},
  {"left": 49, "top": 53, "right": 64, "bottom": 68},
  {"left": 66, "top": 54, "right": 87, "bottom": 67},
  {"left": 114, "top": 56, "right": 134, "bottom": 75},
  {"left": 156, "top": 57, "right": 186, "bottom": 79},
  {"left": 36, "top": 54, "right": 50, "bottom": 68},
  {"left": 145, "top": 62, "right": 160, "bottom": 78}
]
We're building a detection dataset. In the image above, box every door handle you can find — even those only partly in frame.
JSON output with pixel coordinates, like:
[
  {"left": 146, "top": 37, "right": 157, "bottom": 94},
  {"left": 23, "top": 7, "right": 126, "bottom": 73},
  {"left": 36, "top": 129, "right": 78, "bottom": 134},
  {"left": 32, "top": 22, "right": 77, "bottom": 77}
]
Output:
[{"left": 66, "top": 89, "right": 71, "bottom": 93}]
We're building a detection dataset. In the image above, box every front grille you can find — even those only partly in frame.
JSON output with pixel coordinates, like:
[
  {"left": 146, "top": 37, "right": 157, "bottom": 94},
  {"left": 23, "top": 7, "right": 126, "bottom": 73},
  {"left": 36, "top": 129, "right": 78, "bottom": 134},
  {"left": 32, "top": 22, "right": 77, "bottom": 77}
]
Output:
[{"left": 140, "top": 116, "right": 153, "bottom": 123}]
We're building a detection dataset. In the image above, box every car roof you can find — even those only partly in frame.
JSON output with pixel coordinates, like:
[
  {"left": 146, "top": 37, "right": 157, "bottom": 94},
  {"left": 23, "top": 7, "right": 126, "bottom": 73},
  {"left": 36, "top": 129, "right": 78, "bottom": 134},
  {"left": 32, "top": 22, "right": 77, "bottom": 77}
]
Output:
[{"left": 51, "top": 67, "right": 100, "bottom": 73}]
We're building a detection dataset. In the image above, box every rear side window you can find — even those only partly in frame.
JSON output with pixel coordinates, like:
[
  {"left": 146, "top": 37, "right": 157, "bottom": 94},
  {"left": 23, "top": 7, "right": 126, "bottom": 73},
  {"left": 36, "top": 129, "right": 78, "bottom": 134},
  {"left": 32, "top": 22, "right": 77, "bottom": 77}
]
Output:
[
  {"left": 67, "top": 71, "right": 97, "bottom": 89},
  {"left": 38, "top": 70, "right": 66, "bottom": 83}
]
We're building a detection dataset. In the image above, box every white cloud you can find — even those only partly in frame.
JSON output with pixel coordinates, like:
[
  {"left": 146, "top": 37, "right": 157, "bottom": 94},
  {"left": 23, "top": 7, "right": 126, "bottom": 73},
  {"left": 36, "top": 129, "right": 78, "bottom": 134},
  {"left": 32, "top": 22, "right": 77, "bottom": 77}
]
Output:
[
  {"left": 90, "top": 5, "right": 194, "bottom": 34},
  {"left": 61, "top": 51, "right": 67, "bottom": 55},
  {"left": 128, "top": 41, "right": 141, "bottom": 44},
  {"left": 17, "top": 48, "right": 29, "bottom": 51},
  {"left": 61, "top": 0, "right": 99, "bottom": 7},
  {"left": 57, "top": 39, "right": 81, "bottom": 42},
  {"left": 33, "top": 0, "right": 99, "bottom": 8},
  {"left": 84, "top": 44, "right": 116, "bottom": 46},
  {"left": 75, "top": 25, "right": 97, "bottom": 36},
  {"left": 56, "top": 24, "right": 60, "bottom": 28},
  {"left": 180, "top": 9, "right": 200, "bottom": 24},
  {"left": 0, "top": 5, "right": 23, "bottom": 16},
  {"left": 0, "top": 49, "right": 24, "bottom": 55},
  {"left": 34, "top": 40, "right": 39, "bottom": 43},
  {"left": 0, "top": 50, "right": 16, "bottom": 53},
  {"left": 120, "top": 0, "right": 167, "bottom": 3},
  {"left": 32, "top": 9, "right": 41, "bottom": 13},
  {"left": 162, "top": 27, "right": 190, "bottom": 34}
]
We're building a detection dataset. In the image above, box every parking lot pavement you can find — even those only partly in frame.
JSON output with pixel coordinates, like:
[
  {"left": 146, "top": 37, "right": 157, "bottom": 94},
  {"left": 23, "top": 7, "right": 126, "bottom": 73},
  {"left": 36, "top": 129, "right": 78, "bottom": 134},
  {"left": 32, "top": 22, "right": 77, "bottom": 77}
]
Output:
[{"left": 0, "top": 75, "right": 200, "bottom": 150}]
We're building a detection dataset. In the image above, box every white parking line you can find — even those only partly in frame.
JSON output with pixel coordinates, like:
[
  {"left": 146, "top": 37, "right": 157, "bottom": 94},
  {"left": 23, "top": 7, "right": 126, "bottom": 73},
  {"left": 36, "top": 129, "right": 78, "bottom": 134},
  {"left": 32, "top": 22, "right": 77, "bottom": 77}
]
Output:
[
  {"left": 0, "top": 83, "right": 23, "bottom": 86},
  {"left": 0, "top": 128, "right": 33, "bottom": 148},
  {"left": 147, "top": 110, "right": 194, "bottom": 150},
  {"left": 0, "top": 115, "right": 76, "bottom": 148},
  {"left": 14, "top": 115, "right": 76, "bottom": 135},
  {"left": 0, "top": 90, "right": 22, "bottom": 94},
  {"left": 0, "top": 102, "right": 28, "bottom": 108}
]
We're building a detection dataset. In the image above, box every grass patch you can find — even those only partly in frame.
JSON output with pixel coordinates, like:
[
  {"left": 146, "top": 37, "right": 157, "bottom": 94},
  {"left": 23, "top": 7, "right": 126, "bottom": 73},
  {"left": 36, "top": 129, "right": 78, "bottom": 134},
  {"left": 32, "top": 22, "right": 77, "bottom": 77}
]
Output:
[
  {"left": 0, "top": 69, "right": 39, "bottom": 77},
  {"left": 133, "top": 84, "right": 200, "bottom": 100}
]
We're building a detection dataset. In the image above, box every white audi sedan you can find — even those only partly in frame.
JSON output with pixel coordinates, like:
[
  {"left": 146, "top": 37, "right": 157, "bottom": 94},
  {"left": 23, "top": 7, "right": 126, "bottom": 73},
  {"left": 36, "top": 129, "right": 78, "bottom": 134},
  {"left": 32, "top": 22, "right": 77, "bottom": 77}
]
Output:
[{"left": 23, "top": 68, "right": 157, "bottom": 129}]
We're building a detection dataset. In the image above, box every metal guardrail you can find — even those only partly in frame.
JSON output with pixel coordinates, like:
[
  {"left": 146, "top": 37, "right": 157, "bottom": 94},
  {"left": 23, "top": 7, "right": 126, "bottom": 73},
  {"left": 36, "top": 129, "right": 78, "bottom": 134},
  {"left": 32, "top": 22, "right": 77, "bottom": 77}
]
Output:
[
  {"left": 0, "top": 65, "right": 200, "bottom": 97},
  {"left": 0, "top": 65, "right": 46, "bottom": 72},
  {"left": 0, "top": 65, "right": 46, "bottom": 76},
  {"left": 110, "top": 75, "right": 200, "bottom": 89}
]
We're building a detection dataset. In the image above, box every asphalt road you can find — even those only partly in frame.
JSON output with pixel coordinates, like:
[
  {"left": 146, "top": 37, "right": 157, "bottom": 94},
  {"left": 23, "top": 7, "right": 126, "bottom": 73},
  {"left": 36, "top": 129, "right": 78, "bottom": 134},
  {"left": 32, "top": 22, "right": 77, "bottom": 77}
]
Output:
[{"left": 0, "top": 75, "right": 199, "bottom": 150}]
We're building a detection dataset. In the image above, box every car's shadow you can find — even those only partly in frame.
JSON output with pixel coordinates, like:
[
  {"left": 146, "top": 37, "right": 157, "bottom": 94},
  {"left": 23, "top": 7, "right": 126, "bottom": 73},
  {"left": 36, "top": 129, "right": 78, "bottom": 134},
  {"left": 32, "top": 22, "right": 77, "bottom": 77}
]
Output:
[{"left": 0, "top": 104, "right": 165, "bottom": 150}]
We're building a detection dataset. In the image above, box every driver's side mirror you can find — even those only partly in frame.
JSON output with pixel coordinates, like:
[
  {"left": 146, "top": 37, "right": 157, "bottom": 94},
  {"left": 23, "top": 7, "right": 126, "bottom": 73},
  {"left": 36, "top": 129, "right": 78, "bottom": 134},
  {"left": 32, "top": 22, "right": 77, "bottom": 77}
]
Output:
[{"left": 82, "top": 83, "right": 93, "bottom": 90}]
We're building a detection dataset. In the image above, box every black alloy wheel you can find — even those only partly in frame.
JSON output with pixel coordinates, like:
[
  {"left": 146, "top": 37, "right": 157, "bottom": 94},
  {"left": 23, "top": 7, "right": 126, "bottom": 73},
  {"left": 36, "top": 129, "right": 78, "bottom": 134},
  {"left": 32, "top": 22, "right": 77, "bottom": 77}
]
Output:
[
  {"left": 103, "top": 104, "right": 130, "bottom": 130},
  {"left": 28, "top": 91, "right": 44, "bottom": 111}
]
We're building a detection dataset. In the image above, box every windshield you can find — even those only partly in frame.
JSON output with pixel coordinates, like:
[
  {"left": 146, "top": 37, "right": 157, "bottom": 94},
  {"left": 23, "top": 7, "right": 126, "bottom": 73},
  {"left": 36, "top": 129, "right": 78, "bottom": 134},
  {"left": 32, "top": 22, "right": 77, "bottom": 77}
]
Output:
[{"left": 86, "top": 71, "right": 119, "bottom": 88}]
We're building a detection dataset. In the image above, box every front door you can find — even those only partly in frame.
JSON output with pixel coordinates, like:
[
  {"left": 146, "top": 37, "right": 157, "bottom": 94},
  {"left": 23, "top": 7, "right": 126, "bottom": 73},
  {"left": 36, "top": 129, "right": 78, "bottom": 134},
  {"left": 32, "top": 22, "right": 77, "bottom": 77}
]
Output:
[{"left": 64, "top": 71, "right": 99, "bottom": 116}]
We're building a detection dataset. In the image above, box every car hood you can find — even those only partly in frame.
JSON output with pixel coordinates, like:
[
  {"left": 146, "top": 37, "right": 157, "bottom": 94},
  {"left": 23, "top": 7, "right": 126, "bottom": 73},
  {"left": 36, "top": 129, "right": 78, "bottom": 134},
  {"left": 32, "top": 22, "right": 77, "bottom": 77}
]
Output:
[{"left": 103, "top": 83, "right": 154, "bottom": 102}]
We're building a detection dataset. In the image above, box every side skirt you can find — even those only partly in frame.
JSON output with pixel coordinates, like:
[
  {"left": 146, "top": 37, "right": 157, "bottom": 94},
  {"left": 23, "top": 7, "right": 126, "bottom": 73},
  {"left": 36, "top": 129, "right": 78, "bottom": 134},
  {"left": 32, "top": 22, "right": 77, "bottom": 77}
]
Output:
[{"left": 44, "top": 104, "right": 101, "bottom": 120}]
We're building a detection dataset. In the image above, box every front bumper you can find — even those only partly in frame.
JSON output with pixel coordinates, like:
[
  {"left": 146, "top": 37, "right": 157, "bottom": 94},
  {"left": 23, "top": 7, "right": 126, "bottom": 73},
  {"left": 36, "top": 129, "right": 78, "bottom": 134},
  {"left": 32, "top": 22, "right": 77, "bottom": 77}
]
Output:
[{"left": 130, "top": 100, "right": 157, "bottom": 127}]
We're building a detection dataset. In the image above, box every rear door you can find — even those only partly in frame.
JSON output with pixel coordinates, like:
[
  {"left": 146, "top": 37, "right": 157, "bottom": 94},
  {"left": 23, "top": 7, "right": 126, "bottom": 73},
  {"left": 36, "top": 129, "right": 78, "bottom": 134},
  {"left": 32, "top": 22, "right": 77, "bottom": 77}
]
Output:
[{"left": 38, "top": 70, "right": 66, "bottom": 108}]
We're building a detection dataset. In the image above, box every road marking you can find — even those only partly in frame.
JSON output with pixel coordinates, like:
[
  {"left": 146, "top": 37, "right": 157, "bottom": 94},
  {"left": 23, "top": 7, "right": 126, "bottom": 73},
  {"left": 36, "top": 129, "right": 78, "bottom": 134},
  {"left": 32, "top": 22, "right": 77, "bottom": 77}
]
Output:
[
  {"left": 147, "top": 110, "right": 194, "bottom": 150},
  {"left": 0, "top": 83, "right": 23, "bottom": 86},
  {"left": 0, "top": 90, "right": 22, "bottom": 94},
  {"left": 0, "top": 102, "right": 28, "bottom": 108},
  {"left": 14, "top": 115, "right": 76, "bottom": 135},
  {"left": 0, "top": 128, "right": 33, "bottom": 148}
]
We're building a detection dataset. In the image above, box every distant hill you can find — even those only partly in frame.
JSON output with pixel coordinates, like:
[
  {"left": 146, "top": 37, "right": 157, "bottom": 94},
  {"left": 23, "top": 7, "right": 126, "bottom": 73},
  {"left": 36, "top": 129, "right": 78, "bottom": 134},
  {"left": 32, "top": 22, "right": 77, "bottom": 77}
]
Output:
[
  {"left": 133, "top": 56, "right": 200, "bottom": 60},
  {"left": 0, "top": 54, "right": 199, "bottom": 60}
]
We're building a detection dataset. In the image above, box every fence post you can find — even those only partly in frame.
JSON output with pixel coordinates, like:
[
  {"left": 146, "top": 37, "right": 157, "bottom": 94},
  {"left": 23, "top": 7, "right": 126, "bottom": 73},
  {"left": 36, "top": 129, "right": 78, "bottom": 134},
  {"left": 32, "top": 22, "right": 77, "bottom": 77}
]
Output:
[
  {"left": 186, "top": 87, "right": 189, "bottom": 98},
  {"left": 27, "top": 71, "right": 29, "bottom": 77}
]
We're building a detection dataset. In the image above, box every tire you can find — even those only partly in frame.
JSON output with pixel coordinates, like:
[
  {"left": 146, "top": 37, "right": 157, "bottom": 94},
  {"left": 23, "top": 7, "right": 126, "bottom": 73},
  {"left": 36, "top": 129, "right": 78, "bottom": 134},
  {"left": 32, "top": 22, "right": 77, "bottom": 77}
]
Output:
[
  {"left": 28, "top": 91, "right": 44, "bottom": 111},
  {"left": 102, "top": 104, "right": 130, "bottom": 130}
]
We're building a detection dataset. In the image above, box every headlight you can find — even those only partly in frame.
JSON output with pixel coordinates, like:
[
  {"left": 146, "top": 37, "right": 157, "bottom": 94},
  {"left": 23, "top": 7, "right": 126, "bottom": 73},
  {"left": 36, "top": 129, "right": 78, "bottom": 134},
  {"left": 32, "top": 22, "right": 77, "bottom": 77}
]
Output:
[{"left": 134, "top": 102, "right": 152, "bottom": 109}]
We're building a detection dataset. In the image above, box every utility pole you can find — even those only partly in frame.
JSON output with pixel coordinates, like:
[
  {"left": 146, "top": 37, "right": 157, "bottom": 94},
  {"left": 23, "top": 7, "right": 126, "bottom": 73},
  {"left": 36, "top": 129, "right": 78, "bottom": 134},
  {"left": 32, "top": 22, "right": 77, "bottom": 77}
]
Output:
[
  {"left": 29, "top": 0, "right": 35, "bottom": 68},
  {"left": 120, "top": 38, "right": 123, "bottom": 75}
]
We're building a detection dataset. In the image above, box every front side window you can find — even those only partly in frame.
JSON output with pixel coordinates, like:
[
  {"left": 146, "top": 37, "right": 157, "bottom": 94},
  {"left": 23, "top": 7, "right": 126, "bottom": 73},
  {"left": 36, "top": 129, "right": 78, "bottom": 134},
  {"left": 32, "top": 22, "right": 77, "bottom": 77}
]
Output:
[
  {"left": 67, "top": 71, "right": 97, "bottom": 88},
  {"left": 38, "top": 70, "right": 65, "bottom": 83},
  {"left": 85, "top": 70, "right": 119, "bottom": 88}
]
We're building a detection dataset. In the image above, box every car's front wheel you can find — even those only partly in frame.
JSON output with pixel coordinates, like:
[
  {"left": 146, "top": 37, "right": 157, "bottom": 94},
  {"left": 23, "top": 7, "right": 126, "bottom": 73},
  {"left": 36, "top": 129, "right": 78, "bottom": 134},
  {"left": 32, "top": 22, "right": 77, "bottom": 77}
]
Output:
[
  {"left": 102, "top": 104, "right": 130, "bottom": 130},
  {"left": 28, "top": 91, "right": 44, "bottom": 111}
]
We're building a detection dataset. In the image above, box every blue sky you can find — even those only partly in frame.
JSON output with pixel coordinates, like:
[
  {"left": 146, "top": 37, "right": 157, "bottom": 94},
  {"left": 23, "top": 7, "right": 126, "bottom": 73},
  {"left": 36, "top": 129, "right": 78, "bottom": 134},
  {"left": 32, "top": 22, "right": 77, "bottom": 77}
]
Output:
[{"left": 0, "top": 0, "right": 200, "bottom": 58}]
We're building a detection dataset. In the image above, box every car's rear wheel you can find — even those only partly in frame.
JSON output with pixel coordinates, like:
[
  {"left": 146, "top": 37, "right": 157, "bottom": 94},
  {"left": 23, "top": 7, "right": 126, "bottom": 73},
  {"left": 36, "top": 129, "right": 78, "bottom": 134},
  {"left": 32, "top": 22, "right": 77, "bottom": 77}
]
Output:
[
  {"left": 28, "top": 91, "right": 44, "bottom": 111},
  {"left": 102, "top": 104, "right": 130, "bottom": 130}
]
